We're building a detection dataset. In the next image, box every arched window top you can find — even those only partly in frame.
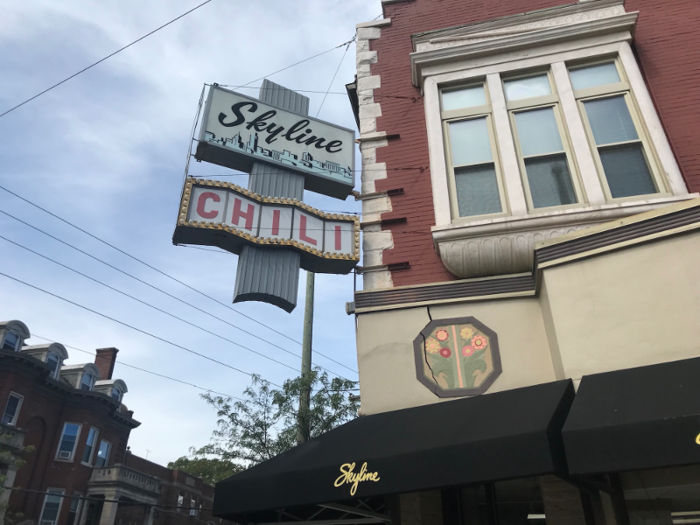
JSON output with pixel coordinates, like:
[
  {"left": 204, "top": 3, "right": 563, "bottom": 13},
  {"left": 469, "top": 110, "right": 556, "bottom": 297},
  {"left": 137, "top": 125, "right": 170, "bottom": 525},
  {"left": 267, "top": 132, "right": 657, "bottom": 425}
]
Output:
[
  {"left": 95, "top": 379, "right": 128, "bottom": 403},
  {"left": 80, "top": 371, "right": 95, "bottom": 391},
  {"left": 0, "top": 320, "right": 29, "bottom": 351}
]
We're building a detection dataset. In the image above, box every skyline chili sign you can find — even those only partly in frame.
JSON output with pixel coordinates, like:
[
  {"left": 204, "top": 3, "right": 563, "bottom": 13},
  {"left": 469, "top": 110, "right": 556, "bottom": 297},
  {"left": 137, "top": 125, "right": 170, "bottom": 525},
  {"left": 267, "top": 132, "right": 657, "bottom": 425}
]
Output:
[
  {"left": 195, "top": 85, "right": 356, "bottom": 199},
  {"left": 174, "top": 178, "right": 360, "bottom": 274}
]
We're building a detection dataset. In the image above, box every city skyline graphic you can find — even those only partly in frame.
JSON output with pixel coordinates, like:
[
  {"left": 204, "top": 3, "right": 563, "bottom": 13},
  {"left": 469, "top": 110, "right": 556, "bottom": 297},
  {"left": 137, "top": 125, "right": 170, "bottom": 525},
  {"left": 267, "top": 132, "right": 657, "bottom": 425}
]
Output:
[{"left": 203, "top": 130, "right": 354, "bottom": 182}]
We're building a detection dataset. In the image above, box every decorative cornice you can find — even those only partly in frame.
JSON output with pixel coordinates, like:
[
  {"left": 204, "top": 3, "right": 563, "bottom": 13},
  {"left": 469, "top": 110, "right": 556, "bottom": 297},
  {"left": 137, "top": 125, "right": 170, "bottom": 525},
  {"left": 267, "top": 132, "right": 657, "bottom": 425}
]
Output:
[
  {"left": 355, "top": 198, "right": 700, "bottom": 313},
  {"left": 410, "top": 1, "right": 637, "bottom": 86}
]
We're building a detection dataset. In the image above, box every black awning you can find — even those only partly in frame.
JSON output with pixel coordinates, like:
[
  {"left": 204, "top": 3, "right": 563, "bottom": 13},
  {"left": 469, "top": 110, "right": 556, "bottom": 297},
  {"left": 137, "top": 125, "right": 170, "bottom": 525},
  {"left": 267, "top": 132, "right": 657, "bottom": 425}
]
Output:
[
  {"left": 563, "top": 357, "right": 700, "bottom": 475},
  {"left": 214, "top": 380, "right": 574, "bottom": 523}
]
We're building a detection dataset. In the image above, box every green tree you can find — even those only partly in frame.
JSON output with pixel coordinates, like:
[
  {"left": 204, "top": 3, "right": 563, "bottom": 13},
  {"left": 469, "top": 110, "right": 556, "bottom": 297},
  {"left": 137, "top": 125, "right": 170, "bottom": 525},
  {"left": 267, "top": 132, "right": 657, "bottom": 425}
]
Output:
[
  {"left": 191, "top": 369, "right": 359, "bottom": 469},
  {"left": 167, "top": 456, "right": 241, "bottom": 485}
]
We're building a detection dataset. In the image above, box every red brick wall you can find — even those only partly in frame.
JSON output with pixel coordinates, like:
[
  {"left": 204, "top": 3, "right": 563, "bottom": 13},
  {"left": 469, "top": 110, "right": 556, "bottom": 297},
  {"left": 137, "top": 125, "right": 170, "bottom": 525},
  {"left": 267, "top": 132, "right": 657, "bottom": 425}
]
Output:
[{"left": 371, "top": 0, "right": 700, "bottom": 287}]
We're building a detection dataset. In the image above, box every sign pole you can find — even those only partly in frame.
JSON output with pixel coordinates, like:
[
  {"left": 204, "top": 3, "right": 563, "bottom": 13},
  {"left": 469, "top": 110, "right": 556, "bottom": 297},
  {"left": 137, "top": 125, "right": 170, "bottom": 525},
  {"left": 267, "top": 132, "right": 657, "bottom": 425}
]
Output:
[{"left": 297, "top": 270, "right": 314, "bottom": 444}]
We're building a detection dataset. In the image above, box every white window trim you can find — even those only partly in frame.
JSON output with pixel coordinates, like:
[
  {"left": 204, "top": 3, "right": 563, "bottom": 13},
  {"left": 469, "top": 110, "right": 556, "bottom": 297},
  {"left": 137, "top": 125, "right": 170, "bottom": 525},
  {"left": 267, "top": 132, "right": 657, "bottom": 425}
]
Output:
[
  {"left": 423, "top": 39, "right": 687, "bottom": 228},
  {"left": 67, "top": 492, "right": 83, "bottom": 525},
  {"left": 1, "top": 330, "right": 21, "bottom": 352},
  {"left": 56, "top": 422, "right": 82, "bottom": 462},
  {"left": 81, "top": 427, "right": 99, "bottom": 466},
  {"left": 2, "top": 392, "right": 24, "bottom": 426},
  {"left": 39, "top": 488, "right": 65, "bottom": 525},
  {"left": 95, "top": 439, "right": 112, "bottom": 468}
]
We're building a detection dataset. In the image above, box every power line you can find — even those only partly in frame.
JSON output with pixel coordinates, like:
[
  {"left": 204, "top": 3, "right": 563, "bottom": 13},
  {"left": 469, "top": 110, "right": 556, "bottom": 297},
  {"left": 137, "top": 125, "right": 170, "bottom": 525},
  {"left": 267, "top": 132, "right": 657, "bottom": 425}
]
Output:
[
  {"left": 31, "top": 334, "right": 243, "bottom": 402},
  {"left": 316, "top": 37, "right": 355, "bottom": 118},
  {"left": 0, "top": 185, "right": 357, "bottom": 375},
  {"left": 0, "top": 207, "right": 356, "bottom": 379},
  {"left": 228, "top": 37, "right": 356, "bottom": 90},
  {"left": 0, "top": 270, "right": 283, "bottom": 388},
  {"left": 0, "top": 0, "right": 215, "bottom": 120},
  {"left": 0, "top": 234, "right": 304, "bottom": 374}
]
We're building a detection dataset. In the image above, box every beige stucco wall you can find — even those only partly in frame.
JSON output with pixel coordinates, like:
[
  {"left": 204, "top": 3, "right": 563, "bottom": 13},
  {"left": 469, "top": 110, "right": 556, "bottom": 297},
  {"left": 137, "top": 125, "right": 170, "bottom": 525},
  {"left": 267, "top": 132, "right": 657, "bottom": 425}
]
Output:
[
  {"left": 356, "top": 298, "right": 557, "bottom": 415},
  {"left": 356, "top": 229, "right": 700, "bottom": 416},
  {"left": 541, "top": 230, "right": 700, "bottom": 382}
]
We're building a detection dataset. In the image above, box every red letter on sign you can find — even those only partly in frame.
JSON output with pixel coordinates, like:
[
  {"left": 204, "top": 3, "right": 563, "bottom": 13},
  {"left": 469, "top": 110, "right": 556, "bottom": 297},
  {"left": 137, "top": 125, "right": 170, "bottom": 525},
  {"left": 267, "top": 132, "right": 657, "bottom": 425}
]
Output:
[
  {"left": 272, "top": 210, "right": 280, "bottom": 236},
  {"left": 335, "top": 226, "right": 342, "bottom": 251},
  {"left": 231, "top": 198, "right": 256, "bottom": 231},
  {"left": 196, "top": 192, "right": 220, "bottom": 219},
  {"left": 299, "top": 215, "right": 318, "bottom": 246}
]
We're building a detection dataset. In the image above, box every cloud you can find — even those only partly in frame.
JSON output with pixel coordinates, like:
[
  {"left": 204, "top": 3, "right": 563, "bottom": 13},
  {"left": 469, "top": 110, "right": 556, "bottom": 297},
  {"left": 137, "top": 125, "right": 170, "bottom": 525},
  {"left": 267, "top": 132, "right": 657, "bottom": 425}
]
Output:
[{"left": 0, "top": 0, "right": 377, "bottom": 466}]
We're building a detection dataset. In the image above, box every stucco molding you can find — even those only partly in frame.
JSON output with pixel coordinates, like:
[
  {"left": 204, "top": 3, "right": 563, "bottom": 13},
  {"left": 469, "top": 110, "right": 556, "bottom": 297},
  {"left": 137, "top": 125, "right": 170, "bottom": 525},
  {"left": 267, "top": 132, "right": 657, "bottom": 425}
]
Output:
[
  {"left": 432, "top": 195, "right": 697, "bottom": 279},
  {"left": 410, "top": 1, "right": 637, "bottom": 86},
  {"left": 356, "top": 18, "right": 394, "bottom": 291}
]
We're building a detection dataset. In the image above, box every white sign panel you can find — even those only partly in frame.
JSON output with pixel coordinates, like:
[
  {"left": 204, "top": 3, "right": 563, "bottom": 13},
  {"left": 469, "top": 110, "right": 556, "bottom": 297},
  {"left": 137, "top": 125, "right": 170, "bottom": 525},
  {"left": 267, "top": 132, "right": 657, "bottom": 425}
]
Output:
[{"left": 196, "top": 86, "right": 355, "bottom": 199}]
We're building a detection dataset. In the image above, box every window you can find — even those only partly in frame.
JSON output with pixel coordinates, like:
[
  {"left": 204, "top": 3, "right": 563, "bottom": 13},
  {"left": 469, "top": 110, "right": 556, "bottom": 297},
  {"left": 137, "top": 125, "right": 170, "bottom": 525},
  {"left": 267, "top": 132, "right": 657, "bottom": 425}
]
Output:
[
  {"left": 177, "top": 493, "right": 185, "bottom": 509},
  {"left": 95, "top": 440, "right": 111, "bottom": 468},
  {"left": 2, "top": 331, "right": 20, "bottom": 351},
  {"left": 190, "top": 498, "right": 198, "bottom": 516},
  {"left": 56, "top": 423, "right": 82, "bottom": 461},
  {"left": 570, "top": 61, "right": 661, "bottom": 199},
  {"left": 40, "top": 489, "right": 65, "bottom": 525},
  {"left": 505, "top": 73, "right": 580, "bottom": 210},
  {"left": 441, "top": 83, "right": 505, "bottom": 218},
  {"left": 80, "top": 372, "right": 94, "bottom": 391},
  {"left": 81, "top": 427, "right": 99, "bottom": 465},
  {"left": 111, "top": 388, "right": 122, "bottom": 402},
  {"left": 46, "top": 352, "right": 61, "bottom": 379},
  {"left": 2, "top": 393, "right": 23, "bottom": 426},
  {"left": 66, "top": 493, "right": 83, "bottom": 525}
]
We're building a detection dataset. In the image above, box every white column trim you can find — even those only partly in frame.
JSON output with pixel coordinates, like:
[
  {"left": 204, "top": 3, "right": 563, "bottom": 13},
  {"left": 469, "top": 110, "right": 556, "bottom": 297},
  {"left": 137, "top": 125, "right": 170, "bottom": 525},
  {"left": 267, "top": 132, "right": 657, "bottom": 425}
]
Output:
[
  {"left": 424, "top": 76, "right": 452, "bottom": 227},
  {"left": 619, "top": 41, "right": 687, "bottom": 195},
  {"left": 487, "top": 73, "right": 528, "bottom": 216},
  {"left": 551, "top": 61, "right": 606, "bottom": 205}
]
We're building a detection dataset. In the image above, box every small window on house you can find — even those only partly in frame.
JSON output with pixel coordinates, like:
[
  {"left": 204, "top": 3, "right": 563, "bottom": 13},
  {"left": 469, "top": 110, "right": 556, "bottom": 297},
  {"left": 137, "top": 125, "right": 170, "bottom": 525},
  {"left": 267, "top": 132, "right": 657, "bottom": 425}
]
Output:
[
  {"left": 46, "top": 352, "right": 61, "bottom": 379},
  {"left": 66, "top": 493, "right": 83, "bottom": 525},
  {"left": 190, "top": 498, "right": 198, "bottom": 516},
  {"left": 81, "top": 427, "right": 99, "bottom": 465},
  {"left": 505, "top": 73, "right": 580, "bottom": 210},
  {"left": 80, "top": 372, "right": 94, "bottom": 391},
  {"left": 2, "top": 331, "right": 20, "bottom": 351},
  {"left": 95, "top": 440, "right": 111, "bottom": 467},
  {"left": 40, "top": 489, "right": 65, "bottom": 525},
  {"left": 441, "top": 83, "right": 506, "bottom": 218},
  {"left": 570, "top": 62, "right": 660, "bottom": 199},
  {"left": 1, "top": 393, "right": 23, "bottom": 426},
  {"left": 177, "top": 493, "right": 185, "bottom": 510},
  {"left": 56, "top": 423, "right": 82, "bottom": 461},
  {"left": 111, "top": 388, "right": 122, "bottom": 402}
]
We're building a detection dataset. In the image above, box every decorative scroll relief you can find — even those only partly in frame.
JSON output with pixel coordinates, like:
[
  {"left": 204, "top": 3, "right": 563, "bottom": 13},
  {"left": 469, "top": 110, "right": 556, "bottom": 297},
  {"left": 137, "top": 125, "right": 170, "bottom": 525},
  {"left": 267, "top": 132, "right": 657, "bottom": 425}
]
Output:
[
  {"left": 173, "top": 178, "right": 360, "bottom": 274},
  {"left": 414, "top": 5, "right": 627, "bottom": 52},
  {"left": 413, "top": 317, "right": 501, "bottom": 398},
  {"left": 436, "top": 226, "right": 586, "bottom": 279}
]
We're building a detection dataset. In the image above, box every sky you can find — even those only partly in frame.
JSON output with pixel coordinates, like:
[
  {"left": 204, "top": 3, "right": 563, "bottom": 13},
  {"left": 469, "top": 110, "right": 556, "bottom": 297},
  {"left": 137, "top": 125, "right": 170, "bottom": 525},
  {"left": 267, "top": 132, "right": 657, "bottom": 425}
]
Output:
[{"left": 0, "top": 0, "right": 379, "bottom": 467}]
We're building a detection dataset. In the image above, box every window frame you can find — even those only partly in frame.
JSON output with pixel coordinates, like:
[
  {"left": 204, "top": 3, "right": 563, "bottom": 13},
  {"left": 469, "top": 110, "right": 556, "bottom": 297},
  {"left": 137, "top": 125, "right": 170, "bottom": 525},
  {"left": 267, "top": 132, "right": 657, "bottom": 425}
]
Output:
[
  {"left": 81, "top": 427, "right": 99, "bottom": 466},
  {"left": 80, "top": 372, "right": 94, "bottom": 392},
  {"left": 421, "top": 39, "right": 688, "bottom": 230},
  {"left": 46, "top": 351, "right": 62, "bottom": 380},
  {"left": 95, "top": 439, "right": 112, "bottom": 468},
  {"left": 440, "top": 81, "right": 510, "bottom": 221},
  {"left": 56, "top": 422, "right": 82, "bottom": 462},
  {"left": 2, "top": 330, "right": 20, "bottom": 351},
  {"left": 39, "top": 488, "right": 65, "bottom": 525},
  {"left": 503, "top": 69, "right": 586, "bottom": 212},
  {"left": 66, "top": 492, "right": 83, "bottom": 525},
  {"left": 570, "top": 57, "right": 669, "bottom": 202},
  {"left": 1, "top": 392, "right": 24, "bottom": 426}
]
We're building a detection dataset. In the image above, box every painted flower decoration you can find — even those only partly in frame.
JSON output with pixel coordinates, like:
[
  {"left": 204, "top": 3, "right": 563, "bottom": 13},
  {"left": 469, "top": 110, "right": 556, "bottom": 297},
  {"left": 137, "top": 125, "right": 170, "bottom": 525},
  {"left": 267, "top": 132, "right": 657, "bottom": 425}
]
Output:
[
  {"left": 439, "top": 348, "right": 451, "bottom": 358},
  {"left": 460, "top": 326, "right": 475, "bottom": 340},
  {"left": 471, "top": 335, "right": 488, "bottom": 350},
  {"left": 462, "top": 345, "right": 475, "bottom": 357},
  {"left": 426, "top": 338, "right": 441, "bottom": 354},
  {"left": 436, "top": 329, "right": 449, "bottom": 341}
]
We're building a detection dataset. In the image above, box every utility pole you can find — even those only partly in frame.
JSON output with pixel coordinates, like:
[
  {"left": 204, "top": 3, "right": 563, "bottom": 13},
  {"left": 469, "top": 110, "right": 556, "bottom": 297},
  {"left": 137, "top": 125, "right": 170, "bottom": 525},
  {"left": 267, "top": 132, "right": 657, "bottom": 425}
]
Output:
[{"left": 297, "top": 271, "right": 314, "bottom": 444}]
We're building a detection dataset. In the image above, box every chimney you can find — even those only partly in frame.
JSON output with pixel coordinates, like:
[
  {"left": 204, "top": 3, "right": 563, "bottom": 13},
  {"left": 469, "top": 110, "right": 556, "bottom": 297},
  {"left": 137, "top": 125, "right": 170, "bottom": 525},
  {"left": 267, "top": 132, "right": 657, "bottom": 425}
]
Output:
[{"left": 95, "top": 347, "right": 119, "bottom": 380}]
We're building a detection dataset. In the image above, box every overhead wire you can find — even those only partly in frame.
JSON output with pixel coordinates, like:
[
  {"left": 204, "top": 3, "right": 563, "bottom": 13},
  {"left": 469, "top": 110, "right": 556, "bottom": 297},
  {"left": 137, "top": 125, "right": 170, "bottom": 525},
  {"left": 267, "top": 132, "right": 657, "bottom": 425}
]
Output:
[
  {"left": 31, "top": 334, "right": 244, "bottom": 402},
  {"left": 0, "top": 270, "right": 282, "bottom": 387},
  {"left": 316, "top": 37, "right": 355, "bottom": 118},
  {"left": 0, "top": 0, "right": 215, "bottom": 120},
  {"left": 0, "top": 234, "right": 306, "bottom": 375},
  {"left": 0, "top": 187, "right": 358, "bottom": 376}
]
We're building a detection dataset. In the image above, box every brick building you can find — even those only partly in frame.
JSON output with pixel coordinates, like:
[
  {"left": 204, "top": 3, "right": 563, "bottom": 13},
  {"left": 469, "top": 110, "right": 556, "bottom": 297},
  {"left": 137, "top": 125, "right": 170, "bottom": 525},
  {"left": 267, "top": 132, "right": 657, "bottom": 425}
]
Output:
[
  {"left": 210, "top": 1, "right": 700, "bottom": 524},
  {"left": 0, "top": 320, "right": 216, "bottom": 525}
]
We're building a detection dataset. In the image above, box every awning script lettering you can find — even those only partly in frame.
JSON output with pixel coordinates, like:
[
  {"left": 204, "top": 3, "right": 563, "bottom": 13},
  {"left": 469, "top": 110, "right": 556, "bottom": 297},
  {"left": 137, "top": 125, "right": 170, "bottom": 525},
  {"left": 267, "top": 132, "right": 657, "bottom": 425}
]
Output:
[{"left": 334, "top": 462, "right": 380, "bottom": 496}]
